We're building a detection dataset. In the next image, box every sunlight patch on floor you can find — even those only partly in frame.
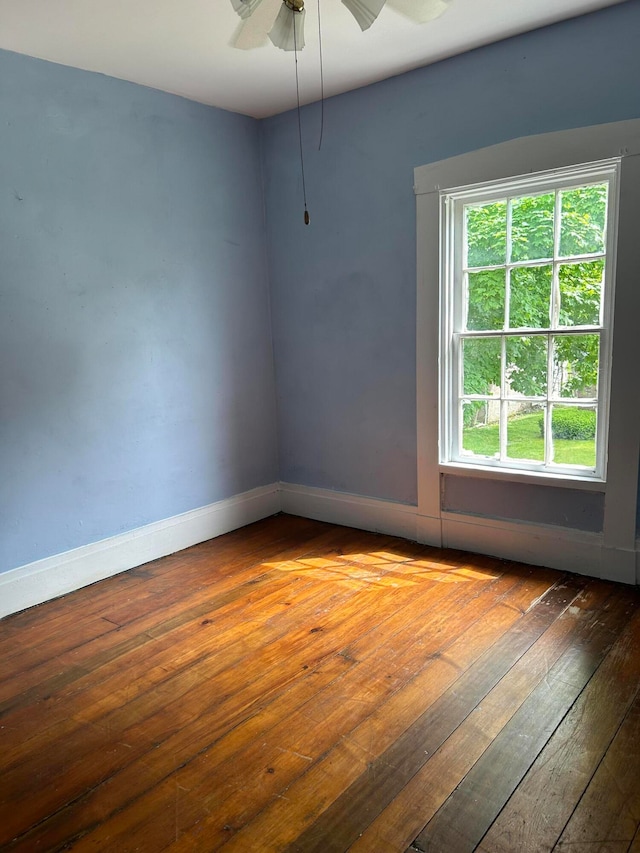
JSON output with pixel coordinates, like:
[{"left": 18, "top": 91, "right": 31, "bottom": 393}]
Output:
[{"left": 262, "top": 550, "right": 500, "bottom": 588}]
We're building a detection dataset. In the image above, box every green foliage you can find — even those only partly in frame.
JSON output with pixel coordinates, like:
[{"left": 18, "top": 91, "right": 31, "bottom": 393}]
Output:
[
  {"left": 538, "top": 407, "right": 596, "bottom": 440},
  {"left": 559, "top": 185, "right": 607, "bottom": 256},
  {"left": 462, "top": 400, "right": 487, "bottom": 428},
  {"left": 509, "top": 266, "right": 551, "bottom": 328},
  {"left": 462, "top": 182, "right": 607, "bottom": 405},
  {"left": 463, "top": 338, "right": 500, "bottom": 395},
  {"left": 464, "top": 413, "right": 596, "bottom": 468},
  {"left": 506, "top": 335, "right": 547, "bottom": 397},
  {"left": 558, "top": 260, "right": 603, "bottom": 327},
  {"left": 466, "top": 201, "right": 506, "bottom": 266},
  {"left": 511, "top": 193, "right": 555, "bottom": 261},
  {"left": 553, "top": 334, "right": 599, "bottom": 396},
  {"left": 467, "top": 270, "right": 504, "bottom": 330}
]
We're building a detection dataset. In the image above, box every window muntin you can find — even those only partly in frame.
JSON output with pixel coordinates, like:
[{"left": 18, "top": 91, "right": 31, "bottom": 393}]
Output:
[{"left": 441, "top": 162, "right": 618, "bottom": 480}]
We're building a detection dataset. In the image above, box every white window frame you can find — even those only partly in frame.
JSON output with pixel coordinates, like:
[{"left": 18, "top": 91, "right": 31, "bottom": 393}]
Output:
[
  {"left": 414, "top": 119, "right": 640, "bottom": 585},
  {"left": 440, "top": 161, "right": 619, "bottom": 481}
]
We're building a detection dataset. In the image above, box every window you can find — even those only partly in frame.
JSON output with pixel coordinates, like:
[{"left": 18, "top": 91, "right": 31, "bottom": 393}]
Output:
[
  {"left": 440, "top": 160, "right": 619, "bottom": 480},
  {"left": 416, "top": 121, "right": 640, "bottom": 583}
]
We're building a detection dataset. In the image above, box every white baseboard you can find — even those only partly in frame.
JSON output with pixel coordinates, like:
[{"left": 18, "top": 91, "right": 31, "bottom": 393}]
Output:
[
  {"left": 600, "top": 545, "right": 637, "bottom": 587},
  {"left": 279, "top": 482, "right": 418, "bottom": 541},
  {"left": 441, "top": 511, "right": 603, "bottom": 578},
  {"left": 441, "top": 512, "right": 637, "bottom": 585},
  {"left": 2, "top": 481, "right": 636, "bottom": 619},
  {"left": 279, "top": 483, "right": 637, "bottom": 586},
  {"left": 416, "top": 513, "right": 443, "bottom": 547},
  {"left": 0, "top": 483, "right": 281, "bottom": 619}
]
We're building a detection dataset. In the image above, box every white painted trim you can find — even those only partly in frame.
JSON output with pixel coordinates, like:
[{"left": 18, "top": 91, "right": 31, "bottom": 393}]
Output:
[
  {"left": 2, "top": 480, "right": 636, "bottom": 620},
  {"left": 415, "top": 119, "right": 640, "bottom": 589},
  {"left": 0, "top": 484, "right": 281, "bottom": 619},
  {"left": 416, "top": 187, "right": 442, "bottom": 523},
  {"left": 440, "top": 511, "right": 634, "bottom": 582},
  {"left": 439, "top": 160, "right": 619, "bottom": 482},
  {"left": 279, "top": 482, "right": 418, "bottom": 542},
  {"left": 414, "top": 119, "right": 640, "bottom": 196},
  {"left": 416, "top": 513, "right": 442, "bottom": 548},
  {"left": 602, "top": 153, "right": 640, "bottom": 558},
  {"left": 600, "top": 545, "right": 637, "bottom": 587},
  {"left": 439, "top": 462, "right": 606, "bottom": 491},
  {"left": 280, "top": 483, "right": 635, "bottom": 585}
]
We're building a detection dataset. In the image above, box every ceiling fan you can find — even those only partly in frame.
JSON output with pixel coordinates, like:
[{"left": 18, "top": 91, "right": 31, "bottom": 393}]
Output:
[{"left": 230, "top": 0, "right": 451, "bottom": 51}]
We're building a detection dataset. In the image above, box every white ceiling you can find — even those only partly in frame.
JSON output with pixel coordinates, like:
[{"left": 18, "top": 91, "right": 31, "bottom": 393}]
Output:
[{"left": 0, "top": 0, "right": 625, "bottom": 118}]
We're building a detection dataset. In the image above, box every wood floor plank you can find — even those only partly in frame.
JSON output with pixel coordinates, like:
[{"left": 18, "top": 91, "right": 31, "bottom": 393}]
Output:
[
  {"left": 477, "top": 593, "right": 640, "bottom": 853},
  {"left": 1, "top": 516, "right": 637, "bottom": 853},
  {"left": 6, "top": 646, "right": 357, "bottom": 853},
  {"left": 0, "top": 516, "right": 334, "bottom": 693},
  {"left": 150, "top": 565, "right": 535, "bottom": 852},
  {"left": 552, "top": 670, "right": 640, "bottom": 852},
  {"left": 0, "top": 517, "right": 332, "bottom": 696},
  {"left": 272, "top": 576, "right": 584, "bottom": 853},
  {"left": 347, "top": 579, "right": 619, "bottom": 853},
  {"left": 0, "top": 525, "right": 356, "bottom": 712},
  {"left": 410, "top": 584, "right": 634, "bottom": 853},
  {"left": 3, "top": 530, "right": 462, "bottom": 850},
  {"left": 47, "top": 552, "right": 504, "bottom": 852},
  {"left": 0, "top": 514, "right": 309, "bottom": 641},
  {"left": 219, "top": 570, "right": 577, "bottom": 853},
  {"left": 0, "top": 521, "right": 375, "bottom": 738},
  {"left": 0, "top": 573, "right": 325, "bottom": 774},
  {"left": 213, "top": 573, "right": 578, "bottom": 853},
  {"left": 1, "top": 532, "right": 405, "bottom": 845}
]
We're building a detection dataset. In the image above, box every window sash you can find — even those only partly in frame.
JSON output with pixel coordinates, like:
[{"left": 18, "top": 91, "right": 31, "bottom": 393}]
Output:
[{"left": 440, "top": 160, "right": 619, "bottom": 480}]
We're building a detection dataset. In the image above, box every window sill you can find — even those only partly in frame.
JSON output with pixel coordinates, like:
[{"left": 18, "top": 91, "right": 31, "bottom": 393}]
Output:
[{"left": 439, "top": 461, "right": 606, "bottom": 492}]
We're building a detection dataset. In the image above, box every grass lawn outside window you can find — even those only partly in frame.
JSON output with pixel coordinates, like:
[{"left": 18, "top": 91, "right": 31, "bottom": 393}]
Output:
[{"left": 462, "top": 411, "right": 596, "bottom": 468}]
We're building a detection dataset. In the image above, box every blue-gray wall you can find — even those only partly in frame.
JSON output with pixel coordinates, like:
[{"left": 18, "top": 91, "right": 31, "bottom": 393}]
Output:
[
  {"left": 0, "top": 50, "right": 278, "bottom": 573},
  {"left": 263, "top": 1, "right": 640, "bottom": 524},
  {"left": 3, "top": 1, "right": 640, "bottom": 577}
]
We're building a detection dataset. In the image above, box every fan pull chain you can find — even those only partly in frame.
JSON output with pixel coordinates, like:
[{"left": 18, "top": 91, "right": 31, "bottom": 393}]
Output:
[
  {"left": 317, "top": 0, "right": 324, "bottom": 151},
  {"left": 293, "top": 10, "right": 310, "bottom": 225}
]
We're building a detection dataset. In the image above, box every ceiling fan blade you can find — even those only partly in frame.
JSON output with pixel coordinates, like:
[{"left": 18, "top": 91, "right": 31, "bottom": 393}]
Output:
[
  {"left": 386, "top": 0, "right": 451, "bottom": 24},
  {"left": 341, "top": 0, "right": 386, "bottom": 31},
  {"left": 231, "top": 0, "right": 282, "bottom": 49},
  {"left": 230, "top": 0, "right": 267, "bottom": 20},
  {"left": 269, "top": 4, "right": 306, "bottom": 51}
]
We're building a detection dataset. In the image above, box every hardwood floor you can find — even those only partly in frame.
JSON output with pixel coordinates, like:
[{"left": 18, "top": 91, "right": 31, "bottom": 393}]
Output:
[{"left": 1, "top": 514, "right": 639, "bottom": 852}]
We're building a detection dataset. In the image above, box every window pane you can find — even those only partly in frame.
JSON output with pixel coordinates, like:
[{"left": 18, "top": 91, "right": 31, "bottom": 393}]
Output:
[
  {"left": 462, "top": 337, "right": 501, "bottom": 396},
  {"left": 558, "top": 260, "right": 604, "bottom": 327},
  {"left": 467, "top": 270, "right": 505, "bottom": 330},
  {"left": 509, "top": 265, "right": 552, "bottom": 329},
  {"left": 461, "top": 401, "right": 500, "bottom": 458},
  {"left": 552, "top": 334, "right": 599, "bottom": 398},
  {"left": 559, "top": 184, "right": 607, "bottom": 257},
  {"left": 442, "top": 166, "right": 614, "bottom": 479},
  {"left": 551, "top": 405, "right": 596, "bottom": 468},
  {"left": 511, "top": 193, "right": 555, "bottom": 262},
  {"left": 506, "top": 403, "right": 545, "bottom": 462},
  {"left": 505, "top": 335, "right": 547, "bottom": 397},
  {"left": 466, "top": 201, "right": 507, "bottom": 267}
]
